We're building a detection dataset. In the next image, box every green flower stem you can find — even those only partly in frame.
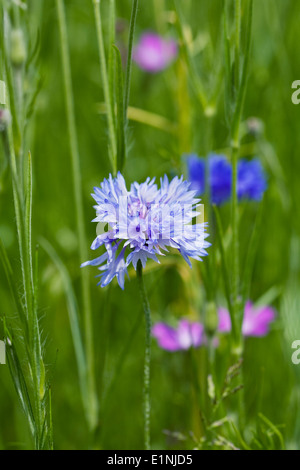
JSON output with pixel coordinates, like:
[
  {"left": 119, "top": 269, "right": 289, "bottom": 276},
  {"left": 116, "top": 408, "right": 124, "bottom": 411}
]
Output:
[
  {"left": 189, "top": 348, "right": 205, "bottom": 418},
  {"left": 92, "top": 0, "right": 117, "bottom": 175},
  {"left": 1, "top": 3, "right": 49, "bottom": 446},
  {"left": 13, "top": 2, "right": 21, "bottom": 27},
  {"left": 234, "top": 0, "right": 241, "bottom": 92},
  {"left": 108, "top": 0, "right": 116, "bottom": 126},
  {"left": 56, "top": 0, "right": 98, "bottom": 431},
  {"left": 3, "top": 102, "right": 45, "bottom": 450},
  {"left": 153, "top": 0, "right": 166, "bottom": 34},
  {"left": 231, "top": 143, "right": 241, "bottom": 351},
  {"left": 4, "top": 128, "right": 43, "bottom": 448},
  {"left": 232, "top": 0, "right": 253, "bottom": 147},
  {"left": 137, "top": 261, "right": 151, "bottom": 451},
  {"left": 25, "top": 152, "right": 44, "bottom": 449},
  {"left": 230, "top": 0, "right": 253, "bottom": 354},
  {"left": 124, "top": 0, "right": 139, "bottom": 121}
]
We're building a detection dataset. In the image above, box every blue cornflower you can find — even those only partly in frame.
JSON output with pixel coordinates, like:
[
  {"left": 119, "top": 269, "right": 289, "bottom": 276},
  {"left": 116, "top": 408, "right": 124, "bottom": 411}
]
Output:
[
  {"left": 188, "top": 154, "right": 232, "bottom": 205},
  {"left": 209, "top": 154, "right": 232, "bottom": 205},
  {"left": 187, "top": 153, "right": 267, "bottom": 205},
  {"left": 186, "top": 154, "right": 206, "bottom": 195},
  {"left": 237, "top": 158, "right": 267, "bottom": 201},
  {"left": 81, "top": 173, "right": 210, "bottom": 289}
]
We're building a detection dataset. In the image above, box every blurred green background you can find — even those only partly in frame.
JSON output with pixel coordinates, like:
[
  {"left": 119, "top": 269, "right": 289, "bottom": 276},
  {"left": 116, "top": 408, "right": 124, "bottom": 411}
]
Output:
[{"left": 1, "top": 0, "right": 300, "bottom": 450}]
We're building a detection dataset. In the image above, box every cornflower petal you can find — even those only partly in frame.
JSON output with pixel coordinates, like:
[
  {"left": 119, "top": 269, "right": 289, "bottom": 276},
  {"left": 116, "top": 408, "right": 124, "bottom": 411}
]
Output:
[{"left": 82, "top": 172, "right": 210, "bottom": 288}]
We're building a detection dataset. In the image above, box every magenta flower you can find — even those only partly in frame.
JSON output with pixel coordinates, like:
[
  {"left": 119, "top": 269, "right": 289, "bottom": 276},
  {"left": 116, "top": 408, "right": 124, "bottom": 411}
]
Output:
[
  {"left": 218, "top": 307, "right": 232, "bottom": 333},
  {"left": 218, "top": 301, "right": 276, "bottom": 337},
  {"left": 152, "top": 319, "right": 204, "bottom": 351},
  {"left": 133, "top": 32, "right": 178, "bottom": 73}
]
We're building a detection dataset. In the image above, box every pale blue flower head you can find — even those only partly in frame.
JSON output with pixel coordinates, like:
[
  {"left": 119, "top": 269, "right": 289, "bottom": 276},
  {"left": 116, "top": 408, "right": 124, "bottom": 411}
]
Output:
[{"left": 81, "top": 173, "right": 210, "bottom": 289}]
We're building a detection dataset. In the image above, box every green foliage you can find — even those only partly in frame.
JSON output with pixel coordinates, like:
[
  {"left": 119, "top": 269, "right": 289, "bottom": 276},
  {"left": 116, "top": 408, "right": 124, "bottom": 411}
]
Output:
[{"left": 0, "top": 0, "right": 299, "bottom": 450}]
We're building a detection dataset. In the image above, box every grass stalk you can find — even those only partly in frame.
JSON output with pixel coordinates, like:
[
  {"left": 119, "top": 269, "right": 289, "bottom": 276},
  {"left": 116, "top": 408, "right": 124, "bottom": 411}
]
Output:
[
  {"left": 1, "top": 50, "right": 49, "bottom": 454},
  {"left": 234, "top": 0, "right": 241, "bottom": 92},
  {"left": 124, "top": 0, "right": 139, "bottom": 121},
  {"left": 56, "top": 0, "right": 98, "bottom": 432},
  {"left": 108, "top": 0, "right": 116, "bottom": 131},
  {"left": 231, "top": 143, "right": 240, "bottom": 351},
  {"left": 92, "top": 0, "right": 117, "bottom": 175},
  {"left": 230, "top": 0, "right": 253, "bottom": 353}
]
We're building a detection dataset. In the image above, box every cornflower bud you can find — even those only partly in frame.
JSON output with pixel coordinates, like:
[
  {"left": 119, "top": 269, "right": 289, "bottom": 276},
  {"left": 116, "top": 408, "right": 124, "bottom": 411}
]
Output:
[{"left": 10, "top": 29, "right": 27, "bottom": 67}]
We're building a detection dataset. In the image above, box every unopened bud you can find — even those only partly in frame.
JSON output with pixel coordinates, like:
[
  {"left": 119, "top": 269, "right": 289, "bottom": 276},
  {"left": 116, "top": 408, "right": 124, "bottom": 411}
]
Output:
[
  {"left": 10, "top": 29, "right": 27, "bottom": 67},
  {"left": 246, "top": 117, "right": 264, "bottom": 137},
  {"left": 204, "top": 301, "right": 218, "bottom": 337},
  {"left": 0, "top": 108, "right": 11, "bottom": 132}
]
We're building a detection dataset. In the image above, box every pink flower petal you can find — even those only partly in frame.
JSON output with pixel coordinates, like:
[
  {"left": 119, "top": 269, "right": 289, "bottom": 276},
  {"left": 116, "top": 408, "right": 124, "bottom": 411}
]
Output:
[
  {"left": 152, "top": 319, "right": 204, "bottom": 351},
  {"left": 133, "top": 32, "right": 178, "bottom": 73},
  {"left": 242, "top": 301, "right": 276, "bottom": 337},
  {"left": 218, "top": 307, "right": 232, "bottom": 333},
  {"left": 152, "top": 323, "right": 181, "bottom": 351}
]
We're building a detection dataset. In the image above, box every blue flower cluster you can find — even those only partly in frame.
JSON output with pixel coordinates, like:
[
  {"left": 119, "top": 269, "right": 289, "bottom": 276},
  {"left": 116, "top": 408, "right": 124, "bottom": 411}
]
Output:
[
  {"left": 187, "top": 154, "right": 267, "bottom": 205},
  {"left": 82, "top": 173, "right": 210, "bottom": 289}
]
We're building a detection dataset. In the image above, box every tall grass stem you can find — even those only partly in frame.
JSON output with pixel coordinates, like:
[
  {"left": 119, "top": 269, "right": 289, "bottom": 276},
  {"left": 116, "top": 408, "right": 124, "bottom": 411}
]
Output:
[
  {"left": 56, "top": 0, "right": 98, "bottom": 431},
  {"left": 124, "top": 0, "right": 139, "bottom": 121},
  {"left": 92, "top": 0, "right": 117, "bottom": 174}
]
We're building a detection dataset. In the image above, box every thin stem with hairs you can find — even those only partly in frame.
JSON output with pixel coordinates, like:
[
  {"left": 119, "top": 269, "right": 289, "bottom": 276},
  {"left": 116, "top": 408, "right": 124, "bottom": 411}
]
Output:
[{"left": 137, "top": 261, "right": 152, "bottom": 450}]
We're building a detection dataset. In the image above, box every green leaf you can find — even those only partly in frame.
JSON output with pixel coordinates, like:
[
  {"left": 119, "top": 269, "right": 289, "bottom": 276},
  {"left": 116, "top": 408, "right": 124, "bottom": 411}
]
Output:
[
  {"left": 25, "top": 152, "right": 35, "bottom": 312},
  {"left": 0, "top": 237, "right": 27, "bottom": 331},
  {"left": 24, "top": 152, "right": 43, "bottom": 384},
  {"left": 3, "top": 320, "right": 36, "bottom": 438},
  {"left": 254, "top": 286, "right": 282, "bottom": 309}
]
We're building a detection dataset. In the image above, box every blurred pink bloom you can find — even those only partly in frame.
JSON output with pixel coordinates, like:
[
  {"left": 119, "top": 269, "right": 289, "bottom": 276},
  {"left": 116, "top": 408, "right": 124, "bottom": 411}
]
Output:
[
  {"left": 133, "top": 32, "right": 178, "bottom": 73},
  {"left": 152, "top": 319, "right": 204, "bottom": 351},
  {"left": 218, "top": 301, "right": 276, "bottom": 337},
  {"left": 218, "top": 307, "right": 232, "bottom": 333}
]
